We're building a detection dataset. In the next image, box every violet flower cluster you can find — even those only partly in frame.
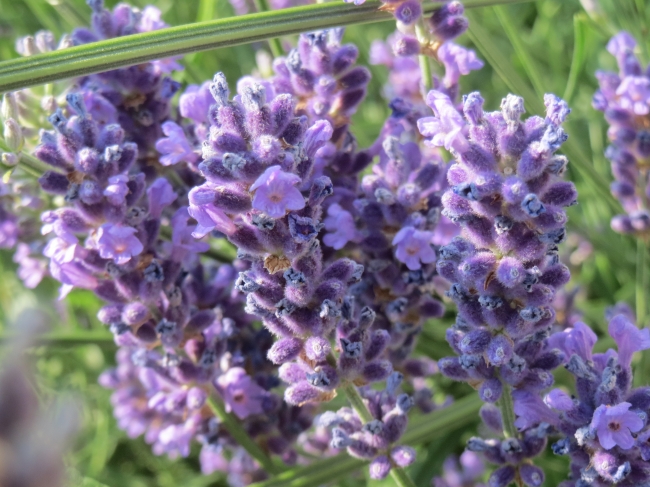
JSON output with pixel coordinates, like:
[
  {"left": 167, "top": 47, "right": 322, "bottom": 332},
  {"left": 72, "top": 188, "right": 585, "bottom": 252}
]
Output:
[
  {"left": 593, "top": 32, "right": 650, "bottom": 236},
  {"left": 424, "top": 89, "right": 576, "bottom": 486},
  {"left": 543, "top": 308, "right": 650, "bottom": 487}
]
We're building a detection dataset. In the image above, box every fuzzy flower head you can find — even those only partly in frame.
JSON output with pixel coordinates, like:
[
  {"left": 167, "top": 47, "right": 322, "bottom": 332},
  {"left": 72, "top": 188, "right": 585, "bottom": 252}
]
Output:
[
  {"left": 590, "top": 403, "right": 644, "bottom": 450},
  {"left": 96, "top": 223, "right": 143, "bottom": 265},
  {"left": 216, "top": 367, "right": 267, "bottom": 419},
  {"left": 250, "top": 165, "right": 305, "bottom": 218},
  {"left": 392, "top": 226, "right": 436, "bottom": 271}
]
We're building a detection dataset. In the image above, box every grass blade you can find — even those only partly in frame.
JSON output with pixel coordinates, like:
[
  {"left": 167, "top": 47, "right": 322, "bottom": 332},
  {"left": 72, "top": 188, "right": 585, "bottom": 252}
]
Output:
[{"left": 0, "top": 0, "right": 534, "bottom": 93}]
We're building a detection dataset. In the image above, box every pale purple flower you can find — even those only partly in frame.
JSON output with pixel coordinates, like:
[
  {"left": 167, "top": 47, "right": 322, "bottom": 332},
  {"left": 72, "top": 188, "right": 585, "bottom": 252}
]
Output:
[
  {"left": 392, "top": 226, "right": 436, "bottom": 271},
  {"left": 216, "top": 367, "right": 267, "bottom": 419},
  {"left": 543, "top": 389, "right": 574, "bottom": 411},
  {"left": 591, "top": 403, "right": 644, "bottom": 450},
  {"left": 0, "top": 216, "right": 18, "bottom": 249},
  {"left": 323, "top": 203, "right": 359, "bottom": 250},
  {"left": 49, "top": 260, "right": 97, "bottom": 299},
  {"left": 147, "top": 177, "right": 177, "bottom": 219},
  {"left": 249, "top": 165, "right": 305, "bottom": 218},
  {"left": 418, "top": 91, "right": 468, "bottom": 152},
  {"left": 103, "top": 175, "right": 130, "bottom": 205},
  {"left": 616, "top": 76, "right": 650, "bottom": 115},
  {"left": 43, "top": 237, "right": 77, "bottom": 264},
  {"left": 548, "top": 321, "right": 597, "bottom": 362},
  {"left": 187, "top": 202, "right": 236, "bottom": 238},
  {"left": 156, "top": 121, "right": 198, "bottom": 166},
  {"left": 13, "top": 243, "right": 46, "bottom": 289},
  {"left": 97, "top": 223, "right": 143, "bottom": 264},
  {"left": 180, "top": 82, "right": 213, "bottom": 124},
  {"left": 513, "top": 390, "right": 559, "bottom": 430},
  {"left": 438, "top": 42, "right": 484, "bottom": 88},
  {"left": 608, "top": 313, "right": 650, "bottom": 367},
  {"left": 138, "top": 6, "right": 166, "bottom": 32}
]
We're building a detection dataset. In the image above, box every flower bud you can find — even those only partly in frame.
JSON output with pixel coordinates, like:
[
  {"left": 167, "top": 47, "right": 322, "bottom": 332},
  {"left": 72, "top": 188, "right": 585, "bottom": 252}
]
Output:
[
  {"left": 4, "top": 119, "right": 24, "bottom": 152},
  {"left": 1, "top": 93, "right": 19, "bottom": 122},
  {"left": 1, "top": 152, "right": 19, "bottom": 166}
]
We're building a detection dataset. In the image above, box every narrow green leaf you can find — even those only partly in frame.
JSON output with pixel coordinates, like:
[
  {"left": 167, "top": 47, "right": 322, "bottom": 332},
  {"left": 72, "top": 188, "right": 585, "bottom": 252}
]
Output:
[
  {"left": 0, "top": 0, "right": 533, "bottom": 93},
  {"left": 250, "top": 394, "right": 482, "bottom": 487},
  {"left": 563, "top": 14, "right": 588, "bottom": 103},
  {"left": 493, "top": 5, "right": 546, "bottom": 99}
]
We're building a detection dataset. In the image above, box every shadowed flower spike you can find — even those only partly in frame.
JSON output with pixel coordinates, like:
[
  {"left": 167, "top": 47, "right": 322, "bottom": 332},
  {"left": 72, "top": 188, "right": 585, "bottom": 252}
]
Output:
[
  {"left": 594, "top": 31, "right": 650, "bottom": 236},
  {"left": 591, "top": 403, "right": 644, "bottom": 450},
  {"left": 250, "top": 166, "right": 305, "bottom": 218},
  {"left": 392, "top": 226, "right": 436, "bottom": 270}
]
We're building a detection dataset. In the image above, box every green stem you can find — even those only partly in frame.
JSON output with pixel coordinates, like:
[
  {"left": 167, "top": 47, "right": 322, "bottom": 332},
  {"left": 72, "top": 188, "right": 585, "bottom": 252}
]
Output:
[
  {"left": 0, "top": 331, "right": 115, "bottom": 346},
  {"left": 636, "top": 238, "right": 648, "bottom": 327},
  {"left": 635, "top": 238, "right": 649, "bottom": 386},
  {"left": 253, "top": 0, "right": 284, "bottom": 57},
  {"left": 415, "top": 19, "right": 433, "bottom": 97},
  {"left": 340, "top": 382, "right": 417, "bottom": 487},
  {"left": 206, "top": 395, "right": 282, "bottom": 474},
  {"left": 0, "top": 0, "right": 534, "bottom": 93},
  {"left": 493, "top": 5, "right": 546, "bottom": 99},
  {"left": 497, "top": 382, "right": 518, "bottom": 439}
]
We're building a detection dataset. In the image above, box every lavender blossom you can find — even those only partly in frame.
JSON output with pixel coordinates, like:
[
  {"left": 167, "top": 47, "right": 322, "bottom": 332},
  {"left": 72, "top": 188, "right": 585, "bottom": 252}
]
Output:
[
  {"left": 546, "top": 310, "right": 650, "bottom": 486},
  {"left": 427, "top": 89, "right": 576, "bottom": 482},
  {"left": 593, "top": 32, "right": 650, "bottom": 236}
]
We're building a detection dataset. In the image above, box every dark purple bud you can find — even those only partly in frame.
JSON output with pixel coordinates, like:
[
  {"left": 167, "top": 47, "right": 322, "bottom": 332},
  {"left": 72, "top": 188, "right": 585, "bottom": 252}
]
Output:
[
  {"left": 39, "top": 171, "right": 69, "bottom": 194},
  {"left": 365, "top": 330, "right": 391, "bottom": 361},
  {"left": 496, "top": 256, "right": 525, "bottom": 288},
  {"left": 285, "top": 381, "right": 321, "bottom": 406},
  {"left": 358, "top": 306, "right": 376, "bottom": 329},
  {"left": 268, "top": 337, "right": 303, "bottom": 364},
  {"left": 480, "top": 404, "right": 503, "bottom": 432},
  {"left": 121, "top": 302, "right": 149, "bottom": 325},
  {"left": 479, "top": 378, "right": 503, "bottom": 403},
  {"left": 393, "top": 35, "right": 420, "bottom": 57},
  {"left": 459, "top": 329, "right": 492, "bottom": 354},
  {"left": 390, "top": 446, "right": 416, "bottom": 468},
  {"left": 489, "top": 466, "right": 516, "bottom": 487},
  {"left": 363, "top": 360, "right": 393, "bottom": 382},
  {"left": 369, "top": 456, "right": 391, "bottom": 480},
  {"left": 332, "top": 44, "right": 359, "bottom": 74},
  {"left": 487, "top": 335, "right": 514, "bottom": 366},
  {"left": 394, "top": 0, "right": 421, "bottom": 25},
  {"left": 438, "top": 356, "right": 470, "bottom": 380}
]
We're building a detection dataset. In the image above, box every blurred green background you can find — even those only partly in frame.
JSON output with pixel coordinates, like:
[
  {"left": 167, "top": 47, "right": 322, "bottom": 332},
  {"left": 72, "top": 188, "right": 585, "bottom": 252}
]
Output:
[{"left": 0, "top": 0, "right": 648, "bottom": 485}]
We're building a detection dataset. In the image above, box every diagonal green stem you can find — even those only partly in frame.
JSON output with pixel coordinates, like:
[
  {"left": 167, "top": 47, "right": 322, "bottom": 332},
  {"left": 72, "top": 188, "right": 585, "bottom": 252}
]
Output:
[
  {"left": 0, "top": 0, "right": 534, "bottom": 93},
  {"left": 493, "top": 5, "right": 546, "bottom": 99},
  {"left": 635, "top": 238, "right": 649, "bottom": 386},
  {"left": 341, "top": 382, "right": 417, "bottom": 487},
  {"left": 206, "top": 394, "right": 283, "bottom": 475}
]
